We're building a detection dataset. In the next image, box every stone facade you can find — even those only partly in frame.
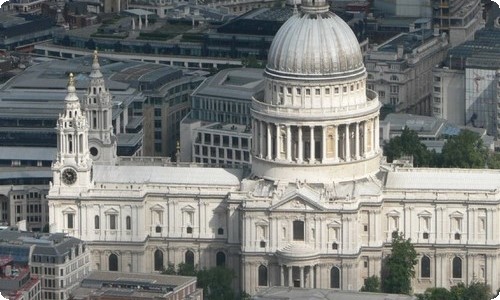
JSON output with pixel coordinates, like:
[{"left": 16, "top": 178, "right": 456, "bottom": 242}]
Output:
[{"left": 47, "top": 0, "right": 500, "bottom": 297}]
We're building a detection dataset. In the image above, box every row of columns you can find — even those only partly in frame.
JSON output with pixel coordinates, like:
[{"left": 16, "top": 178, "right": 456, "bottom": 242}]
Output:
[
  {"left": 279, "top": 265, "right": 317, "bottom": 288},
  {"left": 253, "top": 117, "right": 379, "bottom": 163}
]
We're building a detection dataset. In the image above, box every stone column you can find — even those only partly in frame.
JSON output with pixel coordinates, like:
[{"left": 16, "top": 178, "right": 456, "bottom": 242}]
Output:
[
  {"left": 298, "top": 126, "right": 303, "bottom": 163},
  {"left": 276, "top": 124, "right": 281, "bottom": 160},
  {"left": 334, "top": 125, "right": 339, "bottom": 161},
  {"left": 286, "top": 125, "right": 292, "bottom": 162},
  {"left": 311, "top": 265, "right": 315, "bottom": 288},
  {"left": 363, "top": 121, "right": 368, "bottom": 156},
  {"left": 322, "top": 126, "right": 327, "bottom": 162},
  {"left": 300, "top": 267, "right": 304, "bottom": 288},
  {"left": 288, "top": 266, "right": 293, "bottom": 287},
  {"left": 266, "top": 124, "right": 272, "bottom": 160},
  {"left": 280, "top": 265, "right": 284, "bottom": 286},
  {"left": 374, "top": 117, "right": 379, "bottom": 152},
  {"left": 259, "top": 121, "right": 265, "bottom": 158},
  {"left": 345, "top": 124, "right": 350, "bottom": 162},
  {"left": 355, "top": 122, "right": 360, "bottom": 159},
  {"left": 310, "top": 126, "right": 315, "bottom": 163}
]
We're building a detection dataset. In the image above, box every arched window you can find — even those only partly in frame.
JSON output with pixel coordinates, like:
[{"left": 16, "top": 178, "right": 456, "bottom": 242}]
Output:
[
  {"left": 108, "top": 254, "right": 118, "bottom": 271},
  {"left": 216, "top": 251, "right": 226, "bottom": 267},
  {"left": 421, "top": 256, "right": 431, "bottom": 278},
  {"left": 185, "top": 250, "right": 194, "bottom": 266},
  {"left": 154, "top": 249, "right": 163, "bottom": 271},
  {"left": 156, "top": 225, "right": 162, "bottom": 233},
  {"left": 452, "top": 257, "right": 462, "bottom": 278},
  {"left": 126, "top": 216, "right": 131, "bottom": 230},
  {"left": 94, "top": 215, "right": 99, "bottom": 229},
  {"left": 293, "top": 220, "right": 304, "bottom": 241},
  {"left": 330, "top": 267, "right": 340, "bottom": 288},
  {"left": 258, "top": 265, "right": 268, "bottom": 286},
  {"left": 187, "top": 226, "right": 193, "bottom": 234},
  {"left": 218, "top": 227, "right": 224, "bottom": 235}
]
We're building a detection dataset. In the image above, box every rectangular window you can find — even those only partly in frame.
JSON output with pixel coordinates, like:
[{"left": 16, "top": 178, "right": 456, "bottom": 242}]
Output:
[
  {"left": 315, "top": 88, "right": 320, "bottom": 95},
  {"left": 325, "top": 88, "right": 330, "bottom": 94},
  {"left": 67, "top": 214, "right": 74, "bottom": 229},
  {"left": 110, "top": 215, "right": 116, "bottom": 230},
  {"left": 293, "top": 220, "right": 305, "bottom": 241}
]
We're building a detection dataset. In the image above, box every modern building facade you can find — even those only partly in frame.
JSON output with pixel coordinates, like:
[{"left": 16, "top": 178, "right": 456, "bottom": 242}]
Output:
[
  {"left": 432, "top": 25, "right": 500, "bottom": 138},
  {"left": 0, "top": 230, "right": 90, "bottom": 300},
  {"left": 365, "top": 29, "right": 449, "bottom": 115},
  {"left": 47, "top": 0, "right": 500, "bottom": 297},
  {"left": 180, "top": 68, "right": 263, "bottom": 167}
]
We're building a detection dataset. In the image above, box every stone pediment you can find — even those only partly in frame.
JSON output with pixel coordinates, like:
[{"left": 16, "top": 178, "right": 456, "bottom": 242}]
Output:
[
  {"left": 269, "top": 189, "right": 325, "bottom": 212},
  {"left": 104, "top": 207, "right": 119, "bottom": 215},
  {"left": 150, "top": 204, "right": 164, "bottom": 211}
]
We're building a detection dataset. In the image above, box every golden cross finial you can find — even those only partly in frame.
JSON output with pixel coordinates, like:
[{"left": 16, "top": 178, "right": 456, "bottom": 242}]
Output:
[{"left": 68, "top": 73, "right": 75, "bottom": 87}]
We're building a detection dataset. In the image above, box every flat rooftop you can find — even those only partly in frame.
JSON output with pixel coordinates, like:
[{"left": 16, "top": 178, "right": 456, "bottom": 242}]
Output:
[
  {"left": 192, "top": 68, "right": 264, "bottom": 101},
  {"left": 378, "top": 29, "right": 435, "bottom": 54}
]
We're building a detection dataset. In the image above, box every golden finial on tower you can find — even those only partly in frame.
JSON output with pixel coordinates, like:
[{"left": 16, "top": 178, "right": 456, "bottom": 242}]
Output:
[{"left": 68, "top": 73, "right": 75, "bottom": 87}]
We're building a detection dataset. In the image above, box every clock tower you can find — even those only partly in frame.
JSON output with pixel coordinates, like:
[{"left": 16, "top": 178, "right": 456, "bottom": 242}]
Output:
[
  {"left": 82, "top": 50, "right": 118, "bottom": 165},
  {"left": 51, "top": 73, "right": 93, "bottom": 194}
]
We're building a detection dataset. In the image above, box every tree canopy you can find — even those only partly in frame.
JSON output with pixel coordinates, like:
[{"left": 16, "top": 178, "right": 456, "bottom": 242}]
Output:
[
  {"left": 440, "top": 130, "right": 488, "bottom": 168},
  {"left": 383, "top": 128, "right": 496, "bottom": 169},
  {"left": 383, "top": 127, "right": 434, "bottom": 167},
  {"left": 381, "top": 232, "right": 417, "bottom": 295},
  {"left": 360, "top": 275, "right": 381, "bottom": 292},
  {"left": 162, "top": 264, "right": 234, "bottom": 300},
  {"left": 417, "top": 282, "right": 491, "bottom": 300}
]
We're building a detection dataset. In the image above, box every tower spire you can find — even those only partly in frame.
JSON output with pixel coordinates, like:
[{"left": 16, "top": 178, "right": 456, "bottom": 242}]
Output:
[
  {"left": 52, "top": 73, "right": 93, "bottom": 192},
  {"left": 82, "top": 50, "right": 118, "bottom": 165}
]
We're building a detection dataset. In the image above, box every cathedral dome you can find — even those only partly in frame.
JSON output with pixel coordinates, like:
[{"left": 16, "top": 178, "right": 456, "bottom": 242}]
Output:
[{"left": 266, "top": 1, "right": 364, "bottom": 78}]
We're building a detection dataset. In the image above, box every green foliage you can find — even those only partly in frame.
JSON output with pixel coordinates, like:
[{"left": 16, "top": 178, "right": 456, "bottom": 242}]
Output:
[
  {"left": 197, "top": 267, "right": 235, "bottom": 300},
  {"left": 381, "top": 232, "right": 417, "bottom": 295},
  {"left": 360, "top": 275, "right": 380, "bottom": 292},
  {"left": 161, "top": 263, "right": 176, "bottom": 275},
  {"left": 458, "top": 282, "right": 491, "bottom": 300},
  {"left": 383, "top": 127, "right": 433, "bottom": 167},
  {"left": 161, "top": 264, "right": 234, "bottom": 300},
  {"left": 440, "top": 130, "right": 488, "bottom": 168},
  {"left": 177, "top": 262, "right": 197, "bottom": 276},
  {"left": 418, "top": 282, "right": 491, "bottom": 300},
  {"left": 416, "top": 287, "right": 451, "bottom": 300}
]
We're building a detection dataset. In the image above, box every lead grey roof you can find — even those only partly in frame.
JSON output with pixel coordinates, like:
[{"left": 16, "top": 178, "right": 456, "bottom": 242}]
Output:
[
  {"left": 94, "top": 165, "right": 243, "bottom": 186},
  {"left": 385, "top": 168, "right": 500, "bottom": 191},
  {"left": 266, "top": 11, "right": 364, "bottom": 77}
]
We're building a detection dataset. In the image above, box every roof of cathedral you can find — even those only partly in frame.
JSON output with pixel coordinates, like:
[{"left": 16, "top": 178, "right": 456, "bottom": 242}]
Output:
[
  {"left": 254, "top": 286, "right": 416, "bottom": 300},
  {"left": 266, "top": 1, "right": 364, "bottom": 78},
  {"left": 93, "top": 165, "right": 244, "bottom": 186},
  {"left": 277, "top": 242, "right": 319, "bottom": 259},
  {"left": 385, "top": 168, "right": 500, "bottom": 191}
]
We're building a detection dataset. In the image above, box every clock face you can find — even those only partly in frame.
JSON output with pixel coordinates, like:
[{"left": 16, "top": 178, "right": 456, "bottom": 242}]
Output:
[{"left": 62, "top": 168, "right": 77, "bottom": 185}]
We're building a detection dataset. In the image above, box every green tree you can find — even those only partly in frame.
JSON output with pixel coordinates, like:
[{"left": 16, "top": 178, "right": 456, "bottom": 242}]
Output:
[
  {"left": 416, "top": 287, "right": 451, "bottom": 300},
  {"left": 197, "top": 267, "right": 235, "bottom": 300},
  {"left": 383, "top": 127, "right": 433, "bottom": 167},
  {"left": 440, "top": 130, "right": 488, "bottom": 168},
  {"left": 381, "top": 232, "right": 417, "bottom": 295},
  {"left": 459, "top": 282, "right": 491, "bottom": 300},
  {"left": 177, "top": 262, "right": 197, "bottom": 276},
  {"left": 360, "top": 275, "right": 380, "bottom": 292},
  {"left": 161, "top": 263, "right": 176, "bottom": 275}
]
